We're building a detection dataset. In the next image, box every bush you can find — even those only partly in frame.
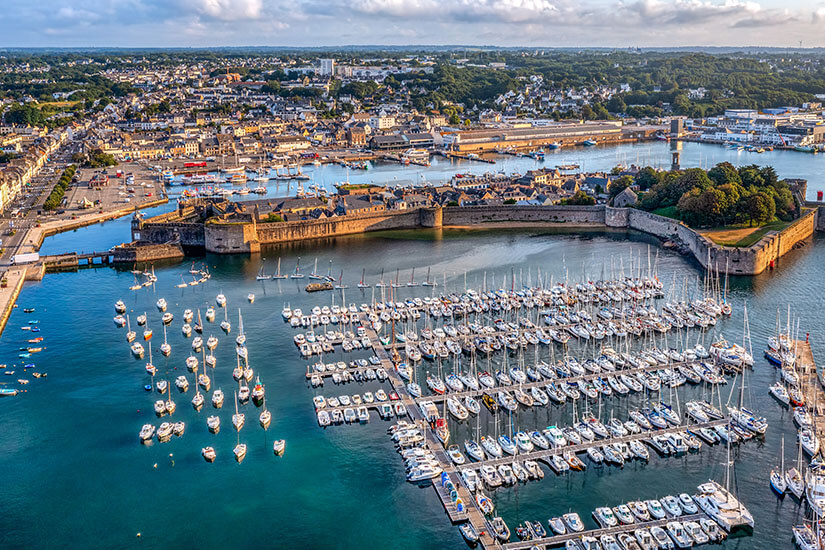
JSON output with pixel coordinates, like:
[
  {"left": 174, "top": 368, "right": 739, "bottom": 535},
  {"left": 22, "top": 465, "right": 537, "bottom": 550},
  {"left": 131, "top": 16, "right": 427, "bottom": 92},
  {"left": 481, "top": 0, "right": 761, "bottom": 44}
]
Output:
[{"left": 263, "top": 213, "right": 283, "bottom": 223}]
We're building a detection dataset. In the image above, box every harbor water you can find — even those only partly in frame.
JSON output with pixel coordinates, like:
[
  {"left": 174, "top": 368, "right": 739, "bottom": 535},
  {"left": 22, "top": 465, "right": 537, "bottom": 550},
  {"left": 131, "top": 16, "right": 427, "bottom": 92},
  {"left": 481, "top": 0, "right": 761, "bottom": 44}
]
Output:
[{"left": 2, "top": 140, "right": 825, "bottom": 548}]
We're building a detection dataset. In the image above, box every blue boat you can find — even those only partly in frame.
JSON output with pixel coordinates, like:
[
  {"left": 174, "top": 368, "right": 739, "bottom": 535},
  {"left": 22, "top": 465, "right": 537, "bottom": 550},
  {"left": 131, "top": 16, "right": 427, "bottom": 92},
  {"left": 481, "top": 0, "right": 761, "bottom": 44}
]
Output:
[{"left": 0, "top": 388, "right": 19, "bottom": 397}]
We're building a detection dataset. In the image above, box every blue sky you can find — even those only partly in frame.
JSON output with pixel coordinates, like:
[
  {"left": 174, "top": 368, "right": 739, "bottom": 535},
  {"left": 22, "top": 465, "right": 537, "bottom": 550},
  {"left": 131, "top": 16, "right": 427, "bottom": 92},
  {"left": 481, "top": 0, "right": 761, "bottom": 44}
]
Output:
[{"left": 2, "top": 0, "right": 825, "bottom": 48}]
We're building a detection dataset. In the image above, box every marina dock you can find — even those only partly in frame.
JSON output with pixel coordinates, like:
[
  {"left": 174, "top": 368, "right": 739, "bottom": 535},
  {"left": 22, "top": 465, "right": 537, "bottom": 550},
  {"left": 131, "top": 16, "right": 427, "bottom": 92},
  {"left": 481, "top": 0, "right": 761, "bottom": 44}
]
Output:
[
  {"left": 344, "top": 314, "right": 736, "bottom": 550},
  {"left": 797, "top": 338, "right": 823, "bottom": 425},
  {"left": 502, "top": 513, "right": 707, "bottom": 550}
]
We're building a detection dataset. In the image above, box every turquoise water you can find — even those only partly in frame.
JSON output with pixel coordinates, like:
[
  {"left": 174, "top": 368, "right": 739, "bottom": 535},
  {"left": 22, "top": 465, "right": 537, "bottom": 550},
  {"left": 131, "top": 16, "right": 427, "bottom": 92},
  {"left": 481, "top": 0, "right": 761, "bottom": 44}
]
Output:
[
  {"left": 6, "top": 140, "right": 825, "bottom": 548},
  {"left": 1, "top": 224, "right": 824, "bottom": 549}
]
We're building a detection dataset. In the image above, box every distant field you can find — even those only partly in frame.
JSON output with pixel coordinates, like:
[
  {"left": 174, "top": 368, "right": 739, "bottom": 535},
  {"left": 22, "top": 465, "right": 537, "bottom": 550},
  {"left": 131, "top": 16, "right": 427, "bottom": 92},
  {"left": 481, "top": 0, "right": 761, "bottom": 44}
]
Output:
[{"left": 700, "top": 219, "right": 791, "bottom": 247}]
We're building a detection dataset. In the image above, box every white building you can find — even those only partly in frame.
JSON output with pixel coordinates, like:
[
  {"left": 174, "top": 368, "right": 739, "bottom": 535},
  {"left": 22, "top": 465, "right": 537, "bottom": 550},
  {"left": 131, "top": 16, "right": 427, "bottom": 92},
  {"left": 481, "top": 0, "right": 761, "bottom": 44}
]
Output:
[{"left": 318, "top": 59, "right": 335, "bottom": 77}]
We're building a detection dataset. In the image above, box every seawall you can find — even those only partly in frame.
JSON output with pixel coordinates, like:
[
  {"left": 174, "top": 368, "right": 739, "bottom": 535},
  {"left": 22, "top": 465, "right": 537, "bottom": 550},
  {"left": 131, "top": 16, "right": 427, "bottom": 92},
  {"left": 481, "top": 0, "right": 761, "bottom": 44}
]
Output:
[{"left": 138, "top": 203, "right": 821, "bottom": 275}]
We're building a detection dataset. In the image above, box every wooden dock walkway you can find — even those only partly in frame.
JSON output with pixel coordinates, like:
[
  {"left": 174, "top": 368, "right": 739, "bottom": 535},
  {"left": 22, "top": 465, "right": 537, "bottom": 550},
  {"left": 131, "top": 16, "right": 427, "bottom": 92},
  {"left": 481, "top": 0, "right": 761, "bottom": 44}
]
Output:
[
  {"left": 502, "top": 513, "right": 706, "bottom": 549},
  {"left": 453, "top": 418, "right": 729, "bottom": 472},
  {"left": 415, "top": 358, "right": 712, "bottom": 406},
  {"left": 797, "top": 339, "right": 824, "bottom": 433},
  {"left": 362, "top": 321, "right": 502, "bottom": 548}
]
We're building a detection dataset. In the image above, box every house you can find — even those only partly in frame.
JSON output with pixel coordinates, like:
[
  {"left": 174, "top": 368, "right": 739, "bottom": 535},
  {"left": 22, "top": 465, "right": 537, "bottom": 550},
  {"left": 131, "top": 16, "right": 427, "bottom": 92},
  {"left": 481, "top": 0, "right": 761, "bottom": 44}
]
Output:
[
  {"left": 369, "top": 134, "right": 408, "bottom": 151},
  {"left": 347, "top": 127, "right": 367, "bottom": 147},
  {"left": 336, "top": 196, "right": 386, "bottom": 215},
  {"left": 612, "top": 187, "right": 638, "bottom": 207}
]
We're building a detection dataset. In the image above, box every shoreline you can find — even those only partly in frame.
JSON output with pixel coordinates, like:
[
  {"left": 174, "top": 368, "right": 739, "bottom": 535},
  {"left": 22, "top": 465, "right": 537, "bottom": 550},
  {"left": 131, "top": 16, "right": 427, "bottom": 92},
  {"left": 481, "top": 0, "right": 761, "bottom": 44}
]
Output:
[{"left": 0, "top": 195, "right": 170, "bottom": 337}]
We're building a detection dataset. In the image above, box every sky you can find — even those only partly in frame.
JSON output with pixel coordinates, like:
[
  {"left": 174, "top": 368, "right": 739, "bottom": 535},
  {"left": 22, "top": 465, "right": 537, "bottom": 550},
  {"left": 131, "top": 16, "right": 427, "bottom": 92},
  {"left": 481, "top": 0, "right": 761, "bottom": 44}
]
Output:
[{"left": 2, "top": 0, "right": 825, "bottom": 49}]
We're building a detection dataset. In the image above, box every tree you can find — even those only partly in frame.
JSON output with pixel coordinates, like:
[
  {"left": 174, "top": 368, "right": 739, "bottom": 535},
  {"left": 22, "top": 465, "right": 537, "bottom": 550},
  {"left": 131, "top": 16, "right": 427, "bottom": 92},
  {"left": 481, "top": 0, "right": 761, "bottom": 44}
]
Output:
[
  {"left": 742, "top": 191, "right": 776, "bottom": 226},
  {"left": 607, "top": 95, "right": 626, "bottom": 114},
  {"left": 707, "top": 162, "right": 741, "bottom": 187},
  {"left": 561, "top": 191, "right": 596, "bottom": 206},
  {"left": 635, "top": 167, "right": 660, "bottom": 191},
  {"left": 608, "top": 175, "right": 633, "bottom": 201},
  {"left": 263, "top": 213, "right": 283, "bottom": 223},
  {"left": 5, "top": 104, "right": 44, "bottom": 126}
]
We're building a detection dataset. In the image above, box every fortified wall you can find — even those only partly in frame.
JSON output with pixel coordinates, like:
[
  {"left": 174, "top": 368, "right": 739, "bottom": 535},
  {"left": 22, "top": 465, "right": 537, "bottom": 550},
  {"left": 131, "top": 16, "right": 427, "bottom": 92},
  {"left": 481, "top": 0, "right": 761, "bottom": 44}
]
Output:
[{"left": 137, "top": 200, "right": 822, "bottom": 275}]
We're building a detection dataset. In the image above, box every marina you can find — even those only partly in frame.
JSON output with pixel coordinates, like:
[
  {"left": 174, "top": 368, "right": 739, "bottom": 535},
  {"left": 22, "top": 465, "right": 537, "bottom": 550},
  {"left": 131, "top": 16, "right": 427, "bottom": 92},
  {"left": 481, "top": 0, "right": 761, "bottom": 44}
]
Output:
[{"left": 2, "top": 213, "right": 825, "bottom": 548}]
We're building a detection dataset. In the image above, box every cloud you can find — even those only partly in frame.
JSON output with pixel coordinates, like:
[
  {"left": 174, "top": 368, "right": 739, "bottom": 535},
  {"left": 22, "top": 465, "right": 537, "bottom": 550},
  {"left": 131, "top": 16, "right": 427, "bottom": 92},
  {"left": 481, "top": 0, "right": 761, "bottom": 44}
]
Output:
[
  {"left": 184, "top": 0, "right": 264, "bottom": 21},
  {"left": 1, "top": 0, "right": 825, "bottom": 47},
  {"left": 617, "top": 0, "right": 762, "bottom": 25}
]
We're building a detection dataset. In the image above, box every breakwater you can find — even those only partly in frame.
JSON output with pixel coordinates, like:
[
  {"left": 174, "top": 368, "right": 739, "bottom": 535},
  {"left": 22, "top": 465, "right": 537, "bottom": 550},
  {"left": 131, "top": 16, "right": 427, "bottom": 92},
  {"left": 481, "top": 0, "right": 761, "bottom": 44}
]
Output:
[{"left": 136, "top": 202, "right": 824, "bottom": 275}]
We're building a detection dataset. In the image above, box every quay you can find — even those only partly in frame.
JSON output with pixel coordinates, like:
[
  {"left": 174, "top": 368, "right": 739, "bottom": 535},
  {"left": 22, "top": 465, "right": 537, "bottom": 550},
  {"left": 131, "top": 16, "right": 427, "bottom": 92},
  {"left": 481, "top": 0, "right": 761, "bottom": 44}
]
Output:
[{"left": 797, "top": 339, "right": 823, "bottom": 431}]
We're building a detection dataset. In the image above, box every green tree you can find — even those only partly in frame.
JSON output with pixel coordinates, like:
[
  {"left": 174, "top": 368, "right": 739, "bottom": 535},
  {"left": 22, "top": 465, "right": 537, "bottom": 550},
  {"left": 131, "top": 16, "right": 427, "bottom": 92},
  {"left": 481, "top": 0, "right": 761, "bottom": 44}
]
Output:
[
  {"left": 561, "top": 191, "right": 596, "bottom": 206},
  {"left": 608, "top": 175, "right": 634, "bottom": 201},
  {"left": 741, "top": 191, "right": 776, "bottom": 226},
  {"left": 635, "top": 167, "right": 661, "bottom": 191}
]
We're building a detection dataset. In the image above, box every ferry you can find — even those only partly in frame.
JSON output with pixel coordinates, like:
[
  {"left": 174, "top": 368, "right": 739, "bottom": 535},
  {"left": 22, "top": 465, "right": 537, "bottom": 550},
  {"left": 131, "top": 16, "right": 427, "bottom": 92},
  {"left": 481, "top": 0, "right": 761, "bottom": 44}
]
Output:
[{"left": 401, "top": 148, "right": 430, "bottom": 166}]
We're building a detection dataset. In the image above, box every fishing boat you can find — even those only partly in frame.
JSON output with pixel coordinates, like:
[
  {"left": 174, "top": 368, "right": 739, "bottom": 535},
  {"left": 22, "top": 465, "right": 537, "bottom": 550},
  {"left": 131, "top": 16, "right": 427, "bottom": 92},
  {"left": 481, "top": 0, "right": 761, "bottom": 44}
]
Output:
[{"left": 252, "top": 376, "right": 265, "bottom": 405}]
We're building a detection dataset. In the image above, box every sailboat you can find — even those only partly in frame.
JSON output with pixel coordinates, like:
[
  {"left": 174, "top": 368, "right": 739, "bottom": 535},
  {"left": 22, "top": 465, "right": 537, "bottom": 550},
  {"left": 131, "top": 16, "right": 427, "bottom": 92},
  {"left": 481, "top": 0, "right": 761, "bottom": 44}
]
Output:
[
  {"left": 142, "top": 315, "right": 152, "bottom": 340},
  {"left": 308, "top": 258, "right": 322, "bottom": 280},
  {"left": 160, "top": 325, "right": 171, "bottom": 356},
  {"left": 272, "top": 258, "right": 288, "bottom": 279},
  {"left": 236, "top": 310, "right": 246, "bottom": 346},
  {"left": 391, "top": 268, "right": 403, "bottom": 288},
  {"left": 407, "top": 267, "right": 419, "bottom": 287},
  {"left": 375, "top": 268, "right": 386, "bottom": 288},
  {"left": 191, "top": 373, "right": 204, "bottom": 410},
  {"left": 125, "top": 315, "right": 136, "bottom": 343},
  {"left": 144, "top": 342, "right": 156, "bottom": 375},
  {"left": 771, "top": 436, "right": 787, "bottom": 495},
  {"left": 422, "top": 266, "right": 436, "bottom": 287},
  {"left": 194, "top": 310, "right": 203, "bottom": 334},
  {"left": 256, "top": 261, "right": 270, "bottom": 281},
  {"left": 786, "top": 435, "right": 806, "bottom": 499},
  {"left": 232, "top": 390, "right": 245, "bottom": 431},
  {"left": 334, "top": 270, "right": 348, "bottom": 290},
  {"left": 357, "top": 268, "right": 370, "bottom": 289},
  {"left": 290, "top": 257, "right": 305, "bottom": 279},
  {"left": 220, "top": 307, "right": 231, "bottom": 333},
  {"left": 259, "top": 396, "right": 272, "bottom": 429},
  {"left": 176, "top": 275, "right": 188, "bottom": 289}
]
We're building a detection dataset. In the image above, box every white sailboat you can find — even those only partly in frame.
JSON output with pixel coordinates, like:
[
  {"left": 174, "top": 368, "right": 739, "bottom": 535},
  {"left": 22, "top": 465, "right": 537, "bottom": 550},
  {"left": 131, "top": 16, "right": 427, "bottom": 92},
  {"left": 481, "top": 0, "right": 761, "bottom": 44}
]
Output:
[
  {"left": 272, "top": 257, "right": 288, "bottom": 279},
  {"left": 256, "top": 261, "right": 270, "bottom": 281},
  {"left": 357, "top": 268, "right": 369, "bottom": 289},
  {"left": 236, "top": 309, "right": 246, "bottom": 346},
  {"left": 290, "top": 257, "right": 305, "bottom": 279},
  {"left": 232, "top": 390, "right": 245, "bottom": 431},
  {"left": 160, "top": 325, "right": 171, "bottom": 356}
]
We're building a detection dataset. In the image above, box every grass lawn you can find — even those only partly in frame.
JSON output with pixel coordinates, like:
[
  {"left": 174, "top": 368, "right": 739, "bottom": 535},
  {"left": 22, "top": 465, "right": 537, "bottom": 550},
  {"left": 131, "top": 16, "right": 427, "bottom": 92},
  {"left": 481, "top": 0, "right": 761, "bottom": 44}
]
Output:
[
  {"left": 700, "top": 219, "right": 792, "bottom": 247},
  {"left": 651, "top": 206, "right": 679, "bottom": 219}
]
